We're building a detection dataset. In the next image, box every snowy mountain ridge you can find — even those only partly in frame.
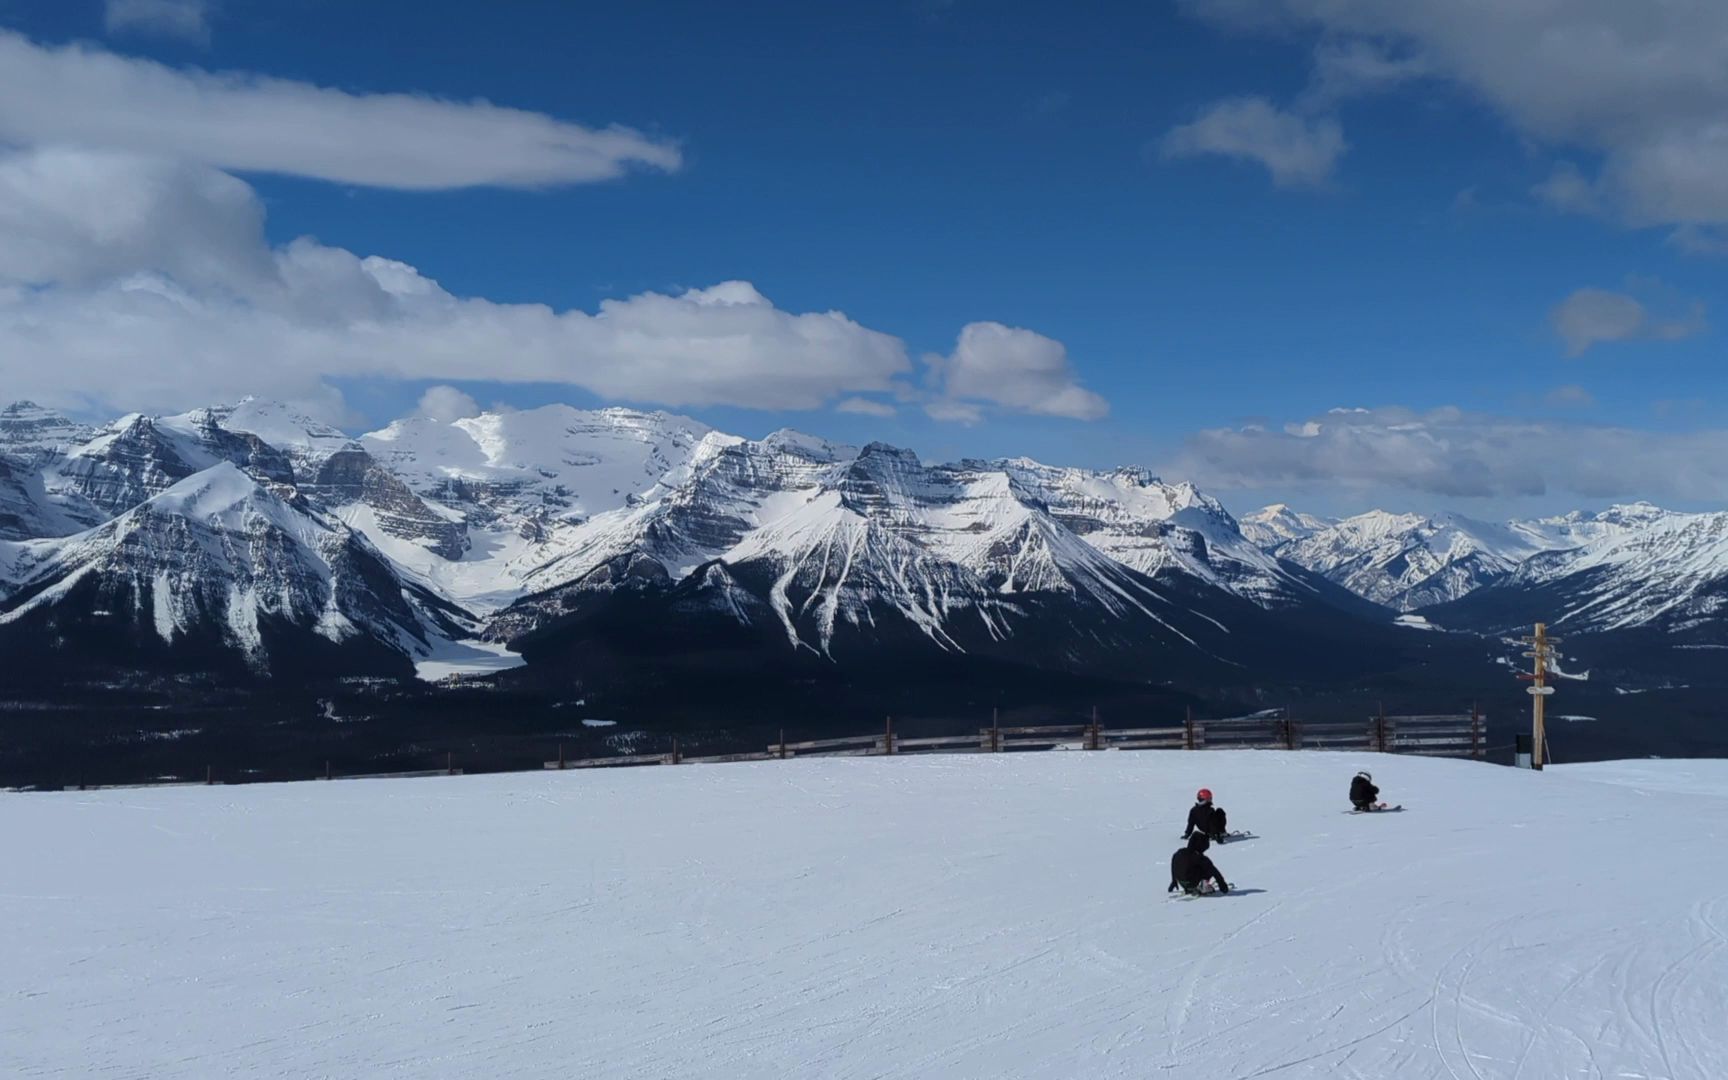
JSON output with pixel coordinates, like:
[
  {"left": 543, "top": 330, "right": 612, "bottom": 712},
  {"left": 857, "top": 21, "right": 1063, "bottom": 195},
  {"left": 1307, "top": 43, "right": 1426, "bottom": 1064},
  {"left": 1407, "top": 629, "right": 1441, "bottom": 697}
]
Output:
[
  {"left": 1431, "top": 506, "right": 1728, "bottom": 641},
  {"left": 478, "top": 431, "right": 1326, "bottom": 664},
  {"left": 1247, "top": 501, "right": 1688, "bottom": 613},
  {"left": 4, "top": 396, "right": 1724, "bottom": 682},
  {"left": 3, "top": 398, "right": 1339, "bottom": 676},
  {"left": 0, "top": 462, "right": 447, "bottom": 675}
]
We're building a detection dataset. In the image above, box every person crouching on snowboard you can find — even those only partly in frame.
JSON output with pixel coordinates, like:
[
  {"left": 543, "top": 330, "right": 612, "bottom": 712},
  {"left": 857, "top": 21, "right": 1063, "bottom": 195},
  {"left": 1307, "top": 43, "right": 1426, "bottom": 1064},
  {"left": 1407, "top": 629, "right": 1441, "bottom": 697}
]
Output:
[
  {"left": 1350, "top": 771, "right": 1380, "bottom": 811},
  {"left": 1168, "top": 831, "right": 1230, "bottom": 896},
  {"left": 1183, "top": 787, "right": 1228, "bottom": 842}
]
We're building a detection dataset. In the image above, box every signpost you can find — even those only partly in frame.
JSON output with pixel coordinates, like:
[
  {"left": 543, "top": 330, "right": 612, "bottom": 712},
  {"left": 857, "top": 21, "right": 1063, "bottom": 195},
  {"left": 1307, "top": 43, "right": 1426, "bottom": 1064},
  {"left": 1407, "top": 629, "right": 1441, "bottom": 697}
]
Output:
[{"left": 1516, "top": 622, "right": 1559, "bottom": 770}]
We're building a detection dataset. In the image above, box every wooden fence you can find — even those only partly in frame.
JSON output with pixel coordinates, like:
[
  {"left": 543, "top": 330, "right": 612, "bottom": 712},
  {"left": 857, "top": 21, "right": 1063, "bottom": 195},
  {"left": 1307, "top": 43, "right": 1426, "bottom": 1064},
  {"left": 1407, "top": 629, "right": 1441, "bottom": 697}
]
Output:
[
  {"left": 65, "top": 754, "right": 466, "bottom": 790},
  {"left": 546, "top": 708, "right": 1484, "bottom": 770},
  {"left": 40, "top": 710, "right": 1483, "bottom": 790}
]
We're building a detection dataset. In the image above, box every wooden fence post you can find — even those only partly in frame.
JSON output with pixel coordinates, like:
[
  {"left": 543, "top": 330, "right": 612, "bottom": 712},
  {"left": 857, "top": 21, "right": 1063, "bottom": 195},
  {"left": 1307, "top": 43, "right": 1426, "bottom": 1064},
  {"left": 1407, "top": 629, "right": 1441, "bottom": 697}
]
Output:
[
  {"left": 557, "top": 743, "right": 565, "bottom": 770},
  {"left": 778, "top": 729, "right": 787, "bottom": 760},
  {"left": 446, "top": 751, "right": 454, "bottom": 775},
  {"left": 1375, "top": 704, "right": 1388, "bottom": 753},
  {"left": 669, "top": 739, "right": 681, "bottom": 765},
  {"left": 325, "top": 759, "right": 332, "bottom": 780},
  {"left": 1471, "top": 703, "right": 1482, "bottom": 760},
  {"left": 205, "top": 764, "right": 213, "bottom": 786},
  {"left": 884, "top": 716, "right": 895, "bottom": 756},
  {"left": 1087, "top": 705, "right": 1100, "bottom": 750},
  {"left": 992, "top": 708, "right": 1000, "bottom": 753},
  {"left": 1184, "top": 706, "right": 1195, "bottom": 751}
]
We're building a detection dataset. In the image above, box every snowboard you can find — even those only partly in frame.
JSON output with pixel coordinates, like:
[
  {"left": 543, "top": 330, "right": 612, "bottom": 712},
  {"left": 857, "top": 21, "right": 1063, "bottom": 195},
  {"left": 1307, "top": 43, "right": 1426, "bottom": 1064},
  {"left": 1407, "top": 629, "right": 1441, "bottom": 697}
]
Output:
[
  {"left": 1168, "top": 883, "right": 1230, "bottom": 900},
  {"left": 1214, "top": 831, "right": 1257, "bottom": 843},
  {"left": 1345, "top": 803, "right": 1403, "bottom": 814}
]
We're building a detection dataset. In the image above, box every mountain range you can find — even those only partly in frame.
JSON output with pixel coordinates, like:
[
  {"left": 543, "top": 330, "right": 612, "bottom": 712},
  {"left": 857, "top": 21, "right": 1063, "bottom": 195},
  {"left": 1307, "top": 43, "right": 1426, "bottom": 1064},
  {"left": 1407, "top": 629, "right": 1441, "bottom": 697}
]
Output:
[{"left": 3, "top": 399, "right": 1724, "bottom": 701}]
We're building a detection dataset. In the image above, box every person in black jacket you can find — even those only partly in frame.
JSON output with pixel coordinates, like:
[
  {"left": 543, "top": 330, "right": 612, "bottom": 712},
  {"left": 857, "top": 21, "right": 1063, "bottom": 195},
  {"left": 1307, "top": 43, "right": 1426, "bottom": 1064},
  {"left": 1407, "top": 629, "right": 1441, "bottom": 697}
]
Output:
[
  {"left": 1168, "top": 831, "right": 1230, "bottom": 896},
  {"left": 1182, "top": 787, "right": 1228, "bottom": 841},
  {"left": 1349, "top": 771, "right": 1380, "bottom": 811}
]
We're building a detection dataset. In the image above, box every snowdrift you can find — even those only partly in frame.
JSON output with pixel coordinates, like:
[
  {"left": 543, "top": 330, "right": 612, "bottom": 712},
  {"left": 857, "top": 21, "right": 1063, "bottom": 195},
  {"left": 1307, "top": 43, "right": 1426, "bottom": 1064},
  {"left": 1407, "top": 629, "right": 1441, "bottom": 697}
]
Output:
[{"left": 5, "top": 752, "right": 1726, "bottom": 1078}]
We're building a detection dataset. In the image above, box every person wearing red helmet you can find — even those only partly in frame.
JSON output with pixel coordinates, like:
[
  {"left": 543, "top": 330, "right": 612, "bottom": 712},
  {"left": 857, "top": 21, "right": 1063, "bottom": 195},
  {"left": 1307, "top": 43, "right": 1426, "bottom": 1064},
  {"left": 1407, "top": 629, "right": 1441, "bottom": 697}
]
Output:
[{"left": 1182, "top": 787, "right": 1229, "bottom": 843}]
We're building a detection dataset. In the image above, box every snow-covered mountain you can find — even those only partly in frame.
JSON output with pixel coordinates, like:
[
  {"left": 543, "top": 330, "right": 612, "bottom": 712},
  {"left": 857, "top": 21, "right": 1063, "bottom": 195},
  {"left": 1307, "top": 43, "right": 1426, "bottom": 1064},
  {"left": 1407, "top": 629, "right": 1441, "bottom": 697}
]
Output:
[
  {"left": 0, "top": 463, "right": 451, "bottom": 677},
  {"left": 1238, "top": 503, "right": 1334, "bottom": 549},
  {"left": 480, "top": 430, "right": 1370, "bottom": 672},
  {"left": 1, "top": 399, "right": 1392, "bottom": 685},
  {"left": 1429, "top": 508, "right": 1728, "bottom": 641},
  {"left": 7, "top": 396, "right": 1722, "bottom": 689},
  {"left": 0, "top": 400, "right": 97, "bottom": 464},
  {"left": 991, "top": 462, "right": 1325, "bottom": 608},
  {"left": 1265, "top": 510, "right": 1552, "bottom": 611},
  {"left": 197, "top": 401, "right": 471, "bottom": 563},
  {"left": 355, "top": 405, "right": 724, "bottom": 611},
  {"left": 1249, "top": 505, "right": 1672, "bottom": 612}
]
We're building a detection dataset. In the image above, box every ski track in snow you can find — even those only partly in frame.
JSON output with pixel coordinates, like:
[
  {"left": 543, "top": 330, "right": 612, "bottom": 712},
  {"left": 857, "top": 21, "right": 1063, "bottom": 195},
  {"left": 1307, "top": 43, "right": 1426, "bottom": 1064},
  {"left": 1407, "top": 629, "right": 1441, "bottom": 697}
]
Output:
[{"left": 4, "top": 752, "right": 1728, "bottom": 1079}]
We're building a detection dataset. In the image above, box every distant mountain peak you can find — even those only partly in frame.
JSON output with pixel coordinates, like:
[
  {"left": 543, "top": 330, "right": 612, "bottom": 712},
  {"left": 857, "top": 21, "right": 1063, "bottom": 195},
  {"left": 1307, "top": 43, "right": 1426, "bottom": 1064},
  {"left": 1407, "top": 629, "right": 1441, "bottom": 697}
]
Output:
[
  {"left": 1239, "top": 503, "right": 1335, "bottom": 550},
  {"left": 0, "top": 461, "right": 443, "bottom": 676}
]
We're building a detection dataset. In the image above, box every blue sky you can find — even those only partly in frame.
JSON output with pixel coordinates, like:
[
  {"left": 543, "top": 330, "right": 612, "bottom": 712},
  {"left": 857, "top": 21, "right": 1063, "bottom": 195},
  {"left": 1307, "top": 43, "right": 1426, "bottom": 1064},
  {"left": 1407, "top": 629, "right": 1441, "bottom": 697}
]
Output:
[{"left": 0, "top": 1, "right": 1724, "bottom": 516}]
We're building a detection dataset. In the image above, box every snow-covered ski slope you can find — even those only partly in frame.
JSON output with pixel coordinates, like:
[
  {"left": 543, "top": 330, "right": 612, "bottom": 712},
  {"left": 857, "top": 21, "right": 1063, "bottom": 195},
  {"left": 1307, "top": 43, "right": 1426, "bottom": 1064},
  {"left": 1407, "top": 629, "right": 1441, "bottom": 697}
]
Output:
[{"left": 5, "top": 752, "right": 1726, "bottom": 1079}]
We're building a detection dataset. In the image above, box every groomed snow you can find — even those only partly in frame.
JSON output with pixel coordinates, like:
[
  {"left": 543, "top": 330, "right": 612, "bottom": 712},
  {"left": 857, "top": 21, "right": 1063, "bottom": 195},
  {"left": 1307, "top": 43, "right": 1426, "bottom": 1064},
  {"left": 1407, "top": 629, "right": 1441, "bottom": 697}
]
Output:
[{"left": 4, "top": 753, "right": 1726, "bottom": 1078}]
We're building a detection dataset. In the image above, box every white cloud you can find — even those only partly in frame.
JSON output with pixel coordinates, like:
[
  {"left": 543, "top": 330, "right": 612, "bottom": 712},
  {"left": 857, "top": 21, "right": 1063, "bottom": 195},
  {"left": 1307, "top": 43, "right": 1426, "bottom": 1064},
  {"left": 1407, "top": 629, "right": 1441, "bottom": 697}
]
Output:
[
  {"left": 1543, "top": 384, "right": 1596, "bottom": 409},
  {"left": 0, "top": 30, "right": 679, "bottom": 191},
  {"left": 0, "top": 147, "right": 271, "bottom": 289},
  {"left": 1307, "top": 38, "right": 1429, "bottom": 104},
  {"left": 415, "top": 386, "right": 481, "bottom": 424},
  {"left": 925, "top": 322, "right": 1109, "bottom": 422},
  {"left": 1550, "top": 285, "right": 1706, "bottom": 357},
  {"left": 1551, "top": 289, "right": 1646, "bottom": 357},
  {"left": 1161, "top": 96, "right": 1345, "bottom": 189},
  {"left": 1667, "top": 224, "right": 1728, "bottom": 256},
  {"left": 0, "top": 148, "right": 922, "bottom": 416},
  {"left": 1177, "top": 405, "right": 1728, "bottom": 502},
  {"left": 922, "top": 400, "right": 983, "bottom": 425},
  {"left": 835, "top": 397, "right": 897, "bottom": 418},
  {"left": 0, "top": 54, "right": 1102, "bottom": 426},
  {"left": 105, "top": 0, "right": 212, "bottom": 44},
  {"left": 1182, "top": 0, "right": 1728, "bottom": 227},
  {"left": 1532, "top": 161, "right": 1604, "bottom": 217}
]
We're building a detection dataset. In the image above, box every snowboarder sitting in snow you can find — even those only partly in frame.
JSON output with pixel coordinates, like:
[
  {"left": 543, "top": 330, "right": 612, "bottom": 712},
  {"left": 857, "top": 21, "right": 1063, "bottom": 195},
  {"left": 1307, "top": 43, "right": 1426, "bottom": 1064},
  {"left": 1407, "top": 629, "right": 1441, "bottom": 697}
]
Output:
[
  {"left": 1168, "top": 831, "right": 1230, "bottom": 896},
  {"left": 1183, "top": 787, "right": 1228, "bottom": 842},
  {"left": 1349, "top": 771, "right": 1380, "bottom": 811}
]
